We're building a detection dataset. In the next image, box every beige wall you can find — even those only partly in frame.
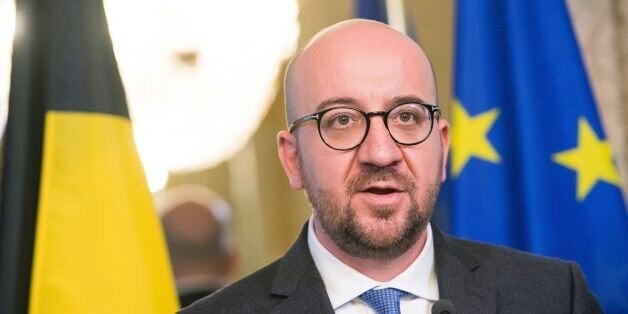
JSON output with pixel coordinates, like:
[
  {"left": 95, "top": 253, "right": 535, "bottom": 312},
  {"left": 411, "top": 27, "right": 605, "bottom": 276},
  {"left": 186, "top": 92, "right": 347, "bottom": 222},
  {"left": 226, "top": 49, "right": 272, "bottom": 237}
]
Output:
[{"left": 168, "top": 0, "right": 627, "bottom": 281}]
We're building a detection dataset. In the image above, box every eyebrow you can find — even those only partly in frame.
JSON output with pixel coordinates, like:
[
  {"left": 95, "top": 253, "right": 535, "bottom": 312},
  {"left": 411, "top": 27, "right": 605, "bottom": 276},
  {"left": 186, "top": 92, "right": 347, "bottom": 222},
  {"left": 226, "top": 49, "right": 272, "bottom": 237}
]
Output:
[
  {"left": 314, "top": 95, "right": 431, "bottom": 113},
  {"left": 314, "top": 97, "right": 358, "bottom": 112},
  {"left": 390, "top": 95, "right": 430, "bottom": 106}
]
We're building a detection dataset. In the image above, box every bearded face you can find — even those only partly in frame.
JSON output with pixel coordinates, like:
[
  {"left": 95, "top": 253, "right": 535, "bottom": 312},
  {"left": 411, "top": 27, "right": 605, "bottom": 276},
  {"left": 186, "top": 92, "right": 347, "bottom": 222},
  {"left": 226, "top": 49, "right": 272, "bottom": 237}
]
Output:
[{"left": 302, "top": 159, "right": 441, "bottom": 261}]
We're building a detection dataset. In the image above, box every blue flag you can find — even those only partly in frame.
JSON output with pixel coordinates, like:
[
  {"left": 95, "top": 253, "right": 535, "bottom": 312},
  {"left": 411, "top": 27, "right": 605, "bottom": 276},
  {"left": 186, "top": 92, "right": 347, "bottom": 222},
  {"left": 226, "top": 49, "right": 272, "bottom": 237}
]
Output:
[
  {"left": 355, "top": 0, "right": 388, "bottom": 23},
  {"left": 355, "top": 0, "right": 416, "bottom": 40},
  {"left": 451, "top": 1, "right": 628, "bottom": 312}
]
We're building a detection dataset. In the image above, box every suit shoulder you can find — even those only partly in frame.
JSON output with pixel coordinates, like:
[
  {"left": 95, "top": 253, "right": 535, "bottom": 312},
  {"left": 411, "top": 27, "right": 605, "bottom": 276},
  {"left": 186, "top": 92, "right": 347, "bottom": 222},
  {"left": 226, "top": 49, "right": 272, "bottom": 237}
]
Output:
[
  {"left": 180, "top": 259, "right": 282, "bottom": 314},
  {"left": 443, "top": 235, "right": 602, "bottom": 312},
  {"left": 447, "top": 235, "right": 571, "bottom": 270}
]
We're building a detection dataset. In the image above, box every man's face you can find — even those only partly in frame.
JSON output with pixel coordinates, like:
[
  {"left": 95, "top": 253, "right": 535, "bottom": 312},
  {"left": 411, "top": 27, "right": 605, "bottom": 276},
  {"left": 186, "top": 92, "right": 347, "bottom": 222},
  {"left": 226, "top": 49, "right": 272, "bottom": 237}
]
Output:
[{"left": 279, "top": 24, "right": 449, "bottom": 261}]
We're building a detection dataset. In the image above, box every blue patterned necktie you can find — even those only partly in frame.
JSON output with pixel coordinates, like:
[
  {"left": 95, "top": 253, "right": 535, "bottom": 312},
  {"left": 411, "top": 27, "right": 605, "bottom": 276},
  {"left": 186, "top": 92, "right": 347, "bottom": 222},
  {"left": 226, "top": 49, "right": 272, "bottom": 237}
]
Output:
[{"left": 359, "top": 288, "right": 409, "bottom": 314}]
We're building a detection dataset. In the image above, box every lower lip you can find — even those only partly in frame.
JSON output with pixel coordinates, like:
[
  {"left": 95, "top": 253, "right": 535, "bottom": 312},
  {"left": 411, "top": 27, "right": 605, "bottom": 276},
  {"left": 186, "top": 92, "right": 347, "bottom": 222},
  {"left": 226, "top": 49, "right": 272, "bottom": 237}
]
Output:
[{"left": 355, "top": 191, "right": 406, "bottom": 207}]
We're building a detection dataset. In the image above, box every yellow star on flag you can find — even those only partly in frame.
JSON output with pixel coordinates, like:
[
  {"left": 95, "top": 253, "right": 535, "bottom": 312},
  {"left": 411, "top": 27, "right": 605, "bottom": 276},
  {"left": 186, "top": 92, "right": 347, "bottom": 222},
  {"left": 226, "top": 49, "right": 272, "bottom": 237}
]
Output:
[
  {"left": 552, "top": 117, "right": 620, "bottom": 201},
  {"left": 451, "top": 99, "right": 501, "bottom": 177}
]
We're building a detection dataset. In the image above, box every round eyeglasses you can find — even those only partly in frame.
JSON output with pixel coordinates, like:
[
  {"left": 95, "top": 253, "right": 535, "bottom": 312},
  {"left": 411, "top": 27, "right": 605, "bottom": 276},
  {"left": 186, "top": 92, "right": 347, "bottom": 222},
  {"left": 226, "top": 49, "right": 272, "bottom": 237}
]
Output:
[{"left": 288, "top": 102, "right": 440, "bottom": 151}]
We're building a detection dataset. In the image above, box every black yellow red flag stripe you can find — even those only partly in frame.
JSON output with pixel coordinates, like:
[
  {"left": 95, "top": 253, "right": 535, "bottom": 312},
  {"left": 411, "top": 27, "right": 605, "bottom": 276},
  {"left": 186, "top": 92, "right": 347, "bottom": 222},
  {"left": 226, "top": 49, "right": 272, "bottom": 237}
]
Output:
[{"left": 0, "top": 0, "right": 179, "bottom": 312}]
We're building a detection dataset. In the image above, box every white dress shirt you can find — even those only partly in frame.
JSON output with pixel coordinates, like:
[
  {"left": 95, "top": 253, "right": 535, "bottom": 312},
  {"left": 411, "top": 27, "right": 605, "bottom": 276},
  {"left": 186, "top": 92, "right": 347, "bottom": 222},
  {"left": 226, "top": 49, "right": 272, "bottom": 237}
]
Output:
[{"left": 307, "top": 218, "right": 439, "bottom": 314}]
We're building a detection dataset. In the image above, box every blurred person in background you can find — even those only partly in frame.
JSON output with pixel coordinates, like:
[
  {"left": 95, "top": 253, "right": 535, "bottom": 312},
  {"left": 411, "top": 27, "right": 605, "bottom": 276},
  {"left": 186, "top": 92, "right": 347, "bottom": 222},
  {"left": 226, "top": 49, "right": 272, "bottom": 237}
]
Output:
[{"left": 157, "top": 184, "right": 236, "bottom": 307}]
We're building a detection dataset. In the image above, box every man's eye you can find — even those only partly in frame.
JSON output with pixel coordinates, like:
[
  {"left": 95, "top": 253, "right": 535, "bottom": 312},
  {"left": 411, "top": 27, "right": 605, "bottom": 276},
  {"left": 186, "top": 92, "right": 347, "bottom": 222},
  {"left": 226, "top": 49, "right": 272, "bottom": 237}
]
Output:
[
  {"left": 324, "top": 112, "right": 360, "bottom": 129},
  {"left": 335, "top": 115, "right": 352, "bottom": 125},
  {"left": 395, "top": 111, "right": 420, "bottom": 124},
  {"left": 398, "top": 112, "right": 416, "bottom": 123}
]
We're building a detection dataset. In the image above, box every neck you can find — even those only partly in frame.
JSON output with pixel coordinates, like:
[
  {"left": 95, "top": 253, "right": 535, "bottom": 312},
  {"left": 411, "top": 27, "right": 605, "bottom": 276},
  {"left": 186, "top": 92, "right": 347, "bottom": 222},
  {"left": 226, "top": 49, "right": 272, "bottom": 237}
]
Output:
[{"left": 313, "top": 218, "right": 428, "bottom": 282}]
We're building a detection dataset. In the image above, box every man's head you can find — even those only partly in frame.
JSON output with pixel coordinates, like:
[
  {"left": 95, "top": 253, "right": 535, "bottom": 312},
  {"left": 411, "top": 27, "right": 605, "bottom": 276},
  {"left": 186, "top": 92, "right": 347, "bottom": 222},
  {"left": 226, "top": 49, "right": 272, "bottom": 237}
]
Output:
[
  {"left": 157, "top": 184, "right": 236, "bottom": 305},
  {"left": 278, "top": 19, "right": 449, "bottom": 261}
]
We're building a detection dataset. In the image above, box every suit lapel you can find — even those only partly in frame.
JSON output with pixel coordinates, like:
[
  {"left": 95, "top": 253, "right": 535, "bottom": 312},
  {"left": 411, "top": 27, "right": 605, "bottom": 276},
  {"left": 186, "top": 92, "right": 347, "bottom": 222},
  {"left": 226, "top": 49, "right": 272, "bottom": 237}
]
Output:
[
  {"left": 267, "top": 222, "right": 497, "bottom": 313},
  {"left": 269, "top": 224, "right": 334, "bottom": 314},
  {"left": 432, "top": 225, "right": 496, "bottom": 314}
]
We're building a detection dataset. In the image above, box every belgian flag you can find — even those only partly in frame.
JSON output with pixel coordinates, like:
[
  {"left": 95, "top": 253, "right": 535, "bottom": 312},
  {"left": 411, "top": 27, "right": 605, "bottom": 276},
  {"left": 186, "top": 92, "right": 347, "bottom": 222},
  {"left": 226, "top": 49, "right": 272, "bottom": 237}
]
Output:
[{"left": 0, "top": 0, "right": 179, "bottom": 313}]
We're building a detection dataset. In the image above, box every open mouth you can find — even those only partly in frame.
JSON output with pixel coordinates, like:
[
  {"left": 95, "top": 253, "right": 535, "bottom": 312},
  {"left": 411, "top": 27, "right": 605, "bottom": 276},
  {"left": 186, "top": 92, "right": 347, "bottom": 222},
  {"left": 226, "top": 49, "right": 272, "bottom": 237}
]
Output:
[
  {"left": 356, "top": 184, "right": 406, "bottom": 207},
  {"left": 360, "top": 182, "right": 404, "bottom": 195},
  {"left": 364, "top": 187, "right": 399, "bottom": 195}
]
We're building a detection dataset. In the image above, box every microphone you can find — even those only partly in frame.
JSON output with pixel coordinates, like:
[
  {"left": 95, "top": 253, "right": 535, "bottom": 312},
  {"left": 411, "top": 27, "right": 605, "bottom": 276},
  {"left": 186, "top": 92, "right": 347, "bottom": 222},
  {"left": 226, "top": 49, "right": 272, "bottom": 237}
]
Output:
[{"left": 431, "top": 299, "right": 455, "bottom": 314}]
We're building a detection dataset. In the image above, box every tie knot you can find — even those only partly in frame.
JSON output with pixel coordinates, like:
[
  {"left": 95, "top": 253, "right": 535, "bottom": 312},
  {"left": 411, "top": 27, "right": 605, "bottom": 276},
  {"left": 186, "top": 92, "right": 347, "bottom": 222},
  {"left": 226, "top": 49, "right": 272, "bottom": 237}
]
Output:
[{"left": 359, "top": 288, "right": 409, "bottom": 314}]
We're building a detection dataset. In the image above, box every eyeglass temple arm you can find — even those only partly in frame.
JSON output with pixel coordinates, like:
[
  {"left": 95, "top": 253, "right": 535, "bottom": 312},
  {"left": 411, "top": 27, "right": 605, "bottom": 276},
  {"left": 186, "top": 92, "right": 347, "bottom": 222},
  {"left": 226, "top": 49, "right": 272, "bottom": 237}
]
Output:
[
  {"left": 288, "top": 114, "right": 319, "bottom": 133},
  {"left": 430, "top": 105, "right": 441, "bottom": 120}
]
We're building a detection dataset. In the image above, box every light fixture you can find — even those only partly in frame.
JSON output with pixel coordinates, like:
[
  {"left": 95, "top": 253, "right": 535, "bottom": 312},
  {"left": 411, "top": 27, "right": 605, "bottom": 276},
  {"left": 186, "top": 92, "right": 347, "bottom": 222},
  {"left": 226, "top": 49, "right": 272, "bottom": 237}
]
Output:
[
  {"left": 0, "top": 0, "right": 16, "bottom": 138},
  {"left": 104, "top": 0, "right": 300, "bottom": 192}
]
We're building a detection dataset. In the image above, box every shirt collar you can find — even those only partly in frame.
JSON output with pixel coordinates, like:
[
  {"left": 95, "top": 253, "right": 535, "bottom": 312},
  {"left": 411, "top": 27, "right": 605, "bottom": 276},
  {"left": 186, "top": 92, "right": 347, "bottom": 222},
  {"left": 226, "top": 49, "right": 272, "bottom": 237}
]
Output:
[{"left": 307, "top": 217, "right": 439, "bottom": 310}]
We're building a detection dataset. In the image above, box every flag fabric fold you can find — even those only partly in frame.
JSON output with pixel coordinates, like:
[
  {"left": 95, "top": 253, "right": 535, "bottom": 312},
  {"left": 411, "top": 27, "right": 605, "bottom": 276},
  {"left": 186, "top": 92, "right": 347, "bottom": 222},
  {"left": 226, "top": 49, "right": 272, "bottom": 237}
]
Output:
[
  {"left": 0, "top": 0, "right": 179, "bottom": 312},
  {"left": 356, "top": 0, "right": 388, "bottom": 24},
  {"left": 450, "top": 0, "right": 627, "bottom": 312}
]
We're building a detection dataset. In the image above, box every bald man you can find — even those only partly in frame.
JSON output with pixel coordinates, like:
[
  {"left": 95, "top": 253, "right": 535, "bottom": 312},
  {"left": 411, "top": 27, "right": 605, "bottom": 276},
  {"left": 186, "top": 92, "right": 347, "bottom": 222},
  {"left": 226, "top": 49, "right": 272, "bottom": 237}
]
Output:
[{"left": 181, "top": 20, "right": 601, "bottom": 314}]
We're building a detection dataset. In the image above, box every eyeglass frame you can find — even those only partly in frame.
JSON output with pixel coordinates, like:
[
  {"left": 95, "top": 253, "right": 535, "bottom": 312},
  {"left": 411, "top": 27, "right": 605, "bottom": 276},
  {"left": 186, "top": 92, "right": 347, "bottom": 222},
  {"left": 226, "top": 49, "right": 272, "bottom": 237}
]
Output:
[{"left": 288, "top": 102, "right": 441, "bottom": 151}]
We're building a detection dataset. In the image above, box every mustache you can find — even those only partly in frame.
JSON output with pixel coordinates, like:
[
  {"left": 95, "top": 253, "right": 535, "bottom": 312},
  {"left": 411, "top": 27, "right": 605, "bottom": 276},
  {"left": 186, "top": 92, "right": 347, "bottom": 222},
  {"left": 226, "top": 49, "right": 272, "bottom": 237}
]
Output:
[{"left": 346, "top": 166, "right": 417, "bottom": 195}]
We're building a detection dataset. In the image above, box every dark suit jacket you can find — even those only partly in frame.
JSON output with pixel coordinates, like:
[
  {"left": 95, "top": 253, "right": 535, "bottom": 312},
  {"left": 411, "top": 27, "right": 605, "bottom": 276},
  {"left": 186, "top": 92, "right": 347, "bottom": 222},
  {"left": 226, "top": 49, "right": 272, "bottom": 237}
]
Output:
[{"left": 181, "top": 223, "right": 602, "bottom": 313}]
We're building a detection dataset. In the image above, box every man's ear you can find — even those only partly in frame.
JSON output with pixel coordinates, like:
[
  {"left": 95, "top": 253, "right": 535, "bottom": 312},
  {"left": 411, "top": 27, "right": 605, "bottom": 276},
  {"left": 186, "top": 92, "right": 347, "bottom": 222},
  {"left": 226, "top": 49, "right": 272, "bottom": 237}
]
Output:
[
  {"left": 438, "top": 119, "right": 450, "bottom": 182},
  {"left": 277, "top": 130, "right": 303, "bottom": 189}
]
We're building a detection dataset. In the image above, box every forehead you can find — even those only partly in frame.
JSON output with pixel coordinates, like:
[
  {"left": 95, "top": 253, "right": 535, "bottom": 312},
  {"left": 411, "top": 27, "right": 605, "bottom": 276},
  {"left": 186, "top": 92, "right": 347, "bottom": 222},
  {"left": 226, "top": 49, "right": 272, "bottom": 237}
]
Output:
[{"left": 290, "top": 25, "right": 435, "bottom": 115}]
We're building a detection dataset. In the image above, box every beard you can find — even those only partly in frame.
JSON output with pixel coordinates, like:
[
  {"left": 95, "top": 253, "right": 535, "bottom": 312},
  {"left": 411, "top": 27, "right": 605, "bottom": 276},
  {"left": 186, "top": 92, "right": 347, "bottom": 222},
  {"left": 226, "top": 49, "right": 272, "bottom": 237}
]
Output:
[{"left": 301, "top": 161, "right": 442, "bottom": 261}]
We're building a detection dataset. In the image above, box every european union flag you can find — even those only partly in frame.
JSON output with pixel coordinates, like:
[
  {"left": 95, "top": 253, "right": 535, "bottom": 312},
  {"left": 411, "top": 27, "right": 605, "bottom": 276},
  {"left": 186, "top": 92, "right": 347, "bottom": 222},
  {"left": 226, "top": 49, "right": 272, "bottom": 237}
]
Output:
[{"left": 451, "top": 1, "right": 628, "bottom": 312}]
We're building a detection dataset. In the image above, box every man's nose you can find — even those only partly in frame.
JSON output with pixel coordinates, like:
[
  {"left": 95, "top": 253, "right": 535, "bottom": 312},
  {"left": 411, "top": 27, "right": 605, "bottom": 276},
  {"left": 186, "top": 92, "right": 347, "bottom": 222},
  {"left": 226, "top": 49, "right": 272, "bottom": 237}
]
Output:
[{"left": 356, "top": 116, "right": 403, "bottom": 168}]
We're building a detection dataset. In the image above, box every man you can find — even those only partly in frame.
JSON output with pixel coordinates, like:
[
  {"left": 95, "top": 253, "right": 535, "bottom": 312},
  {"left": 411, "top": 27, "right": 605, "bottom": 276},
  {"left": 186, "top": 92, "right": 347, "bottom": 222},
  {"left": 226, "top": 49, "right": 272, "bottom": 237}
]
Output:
[
  {"left": 157, "top": 185, "right": 236, "bottom": 307},
  {"left": 182, "top": 19, "right": 601, "bottom": 313}
]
